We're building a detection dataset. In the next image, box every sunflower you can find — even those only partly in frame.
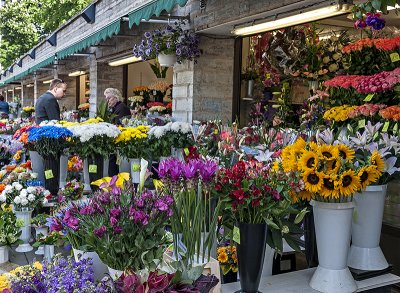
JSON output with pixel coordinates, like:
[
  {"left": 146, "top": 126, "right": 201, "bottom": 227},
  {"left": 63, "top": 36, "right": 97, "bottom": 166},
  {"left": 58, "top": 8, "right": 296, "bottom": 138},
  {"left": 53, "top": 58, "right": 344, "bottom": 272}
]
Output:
[
  {"left": 281, "top": 148, "right": 298, "bottom": 172},
  {"left": 326, "top": 157, "right": 340, "bottom": 175},
  {"left": 217, "top": 252, "right": 228, "bottom": 264},
  {"left": 309, "top": 141, "right": 319, "bottom": 152},
  {"left": 339, "top": 170, "right": 361, "bottom": 197},
  {"left": 303, "top": 170, "right": 324, "bottom": 193},
  {"left": 318, "top": 144, "right": 339, "bottom": 161},
  {"left": 289, "top": 191, "right": 299, "bottom": 204},
  {"left": 299, "top": 151, "right": 318, "bottom": 171},
  {"left": 358, "top": 165, "right": 380, "bottom": 189},
  {"left": 320, "top": 174, "right": 340, "bottom": 199},
  {"left": 370, "top": 151, "right": 385, "bottom": 175},
  {"left": 292, "top": 137, "right": 306, "bottom": 152},
  {"left": 337, "top": 144, "right": 355, "bottom": 162},
  {"left": 298, "top": 190, "right": 313, "bottom": 201}
]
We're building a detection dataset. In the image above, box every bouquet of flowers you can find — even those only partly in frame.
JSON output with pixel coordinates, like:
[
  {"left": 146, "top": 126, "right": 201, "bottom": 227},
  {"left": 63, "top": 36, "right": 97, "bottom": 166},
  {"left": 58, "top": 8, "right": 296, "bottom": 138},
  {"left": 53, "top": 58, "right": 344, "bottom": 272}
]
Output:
[
  {"left": 147, "top": 101, "right": 166, "bottom": 113},
  {"left": 217, "top": 245, "right": 238, "bottom": 275},
  {"left": 27, "top": 126, "right": 73, "bottom": 158},
  {"left": 33, "top": 230, "right": 63, "bottom": 248},
  {"left": 0, "top": 207, "right": 22, "bottom": 246},
  {"left": 21, "top": 106, "right": 35, "bottom": 118},
  {"left": 133, "top": 20, "right": 200, "bottom": 63},
  {"left": 115, "top": 125, "right": 150, "bottom": 159},
  {"left": 0, "top": 184, "right": 50, "bottom": 210},
  {"left": 132, "top": 85, "right": 151, "bottom": 104},
  {"left": 7, "top": 254, "right": 112, "bottom": 292},
  {"left": 67, "top": 122, "right": 121, "bottom": 158},
  {"left": 279, "top": 137, "right": 384, "bottom": 203},
  {"left": 58, "top": 179, "right": 84, "bottom": 202},
  {"left": 148, "top": 80, "right": 170, "bottom": 103},
  {"left": 31, "top": 213, "right": 50, "bottom": 228},
  {"left": 77, "top": 178, "right": 174, "bottom": 271},
  {"left": 156, "top": 158, "right": 219, "bottom": 272},
  {"left": 77, "top": 102, "right": 90, "bottom": 119}
]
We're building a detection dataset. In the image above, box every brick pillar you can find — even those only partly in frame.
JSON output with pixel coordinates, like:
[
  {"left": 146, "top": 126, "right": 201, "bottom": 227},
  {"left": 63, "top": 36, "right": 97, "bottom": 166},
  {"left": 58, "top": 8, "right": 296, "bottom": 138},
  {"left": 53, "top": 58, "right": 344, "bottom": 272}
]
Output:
[{"left": 172, "top": 61, "right": 194, "bottom": 122}]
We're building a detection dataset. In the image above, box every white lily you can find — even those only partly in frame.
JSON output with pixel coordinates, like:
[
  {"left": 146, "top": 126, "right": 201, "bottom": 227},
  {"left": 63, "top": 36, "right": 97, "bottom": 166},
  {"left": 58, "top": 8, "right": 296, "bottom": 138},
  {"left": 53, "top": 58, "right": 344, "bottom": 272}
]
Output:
[{"left": 384, "top": 156, "right": 400, "bottom": 175}]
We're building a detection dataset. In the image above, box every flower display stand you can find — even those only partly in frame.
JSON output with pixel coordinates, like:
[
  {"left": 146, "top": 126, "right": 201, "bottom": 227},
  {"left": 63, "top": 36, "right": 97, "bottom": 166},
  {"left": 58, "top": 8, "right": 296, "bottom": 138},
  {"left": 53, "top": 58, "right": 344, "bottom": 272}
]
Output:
[
  {"left": 44, "top": 244, "right": 54, "bottom": 261},
  {"left": 309, "top": 200, "right": 357, "bottom": 293},
  {"left": 0, "top": 246, "right": 9, "bottom": 263},
  {"left": 43, "top": 155, "right": 60, "bottom": 196},
  {"left": 59, "top": 154, "right": 68, "bottom": 188},
  {"left": 348, "top": 185, "right": 389, "bottom": 271},
  {"left": 82, "top": 159, "right": 91, "bottom": 192}
]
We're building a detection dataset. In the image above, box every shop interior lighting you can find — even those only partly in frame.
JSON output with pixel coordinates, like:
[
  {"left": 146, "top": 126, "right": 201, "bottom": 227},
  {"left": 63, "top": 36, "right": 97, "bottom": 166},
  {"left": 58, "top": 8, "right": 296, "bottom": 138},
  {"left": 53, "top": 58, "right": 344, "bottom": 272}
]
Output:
[
  {"left": 26, "top": 84, "right": 34, "bottom": 87},
  {"left": 42, "top": 79, "right": 52, "bottom": 84},
  {"left": 387, "top": 4, "right": 400, "bottom": 10},
  {"left": 68, "top": 71, "right": 86, "bottom": 77},
  {"left": 15, "top": 87, "right": 21, "bottom": 90},
  {"left": 233, "top": 5, "right": 352, "bottom": 36},
  {"left": 7, "top": 89, "right": 13, "bottom": 92},
  {"left": 108, "top": 56, "right": 142, "bottom": 66}
]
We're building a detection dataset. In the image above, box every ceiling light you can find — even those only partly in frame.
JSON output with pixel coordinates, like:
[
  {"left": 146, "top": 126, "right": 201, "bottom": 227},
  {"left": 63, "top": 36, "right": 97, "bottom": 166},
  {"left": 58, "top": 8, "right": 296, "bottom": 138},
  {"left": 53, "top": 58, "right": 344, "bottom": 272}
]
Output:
[
  {"left": 26, "top": 84, "right": 34, "bottom": 88},
  {"left": 42, "top": 80, "right": 52, "bottom": 84},
  {"left": 7, "top": 89, "right": 13, "bottom": 92},
  {"left": 68, "top": 71, "right": 86, "bottom": 77},
  {"left": 15, "top": 87, "right": 21, "bottom": 90},
  {"left": 108, "top": 56, "right": 142, "bottom": 67},
  {"left": 233, "top": 5, "right": 352, "bottom": 36}
]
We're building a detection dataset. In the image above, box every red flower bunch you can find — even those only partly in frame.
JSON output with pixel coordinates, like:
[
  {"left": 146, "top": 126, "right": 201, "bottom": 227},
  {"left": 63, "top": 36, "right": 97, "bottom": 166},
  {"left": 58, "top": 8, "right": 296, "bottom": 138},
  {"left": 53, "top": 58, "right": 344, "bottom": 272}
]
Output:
[
  {"left": 146, "top": 102, "right": 165, "bottom": 108},
  {"left": 348, "top": 104, "right": 387, "bottom": 119},
  {"left": 379, "top": 106, "right": 400, "bottom": 121},
  {"left": 342, "top": 36, "right": 400, "bottom": 53},
  {"left": 216, "top": 160, "right": 284, "bottom": 224}
]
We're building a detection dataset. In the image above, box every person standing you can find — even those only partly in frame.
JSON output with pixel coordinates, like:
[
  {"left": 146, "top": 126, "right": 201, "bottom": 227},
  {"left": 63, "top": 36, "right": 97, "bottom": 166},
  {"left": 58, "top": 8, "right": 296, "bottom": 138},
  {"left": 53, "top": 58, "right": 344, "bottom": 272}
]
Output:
[
  {"left": 35, "top": 79, "right": 67, "bottom": 124},
  {"left": 104, "top": 88, "right": 131, "bottom": 176},
  {"left": 0, "top": 95, "right": 9, "bottom": 115}
]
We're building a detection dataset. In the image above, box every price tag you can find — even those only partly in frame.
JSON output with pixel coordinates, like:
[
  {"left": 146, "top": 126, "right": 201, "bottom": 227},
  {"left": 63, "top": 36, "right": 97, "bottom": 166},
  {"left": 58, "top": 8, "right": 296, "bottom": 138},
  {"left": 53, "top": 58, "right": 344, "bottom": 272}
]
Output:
[
  {"left": 214, "top": 129, "right": 218, "bottom": 135},
  {"left": 363, "top": 94, "right": 374, "bottom": 102},
  {"left": 233, "top": 226, "right": 240, "bottom": 244},
  {"left": 153, "top": 90, "right": 157, "bottom": 95},
  {"left": 184, "top": 148, "right": 190, "bottom": 156},
  {"left": 382, "top": 121, "right": 390, "bottom": 132},
  {"left": 140, "top": 91, "right": 143, "bottom": 95},
  {"left": 358, "top": 119, "right": 365, "bottom": 128},
  {"left": 132, "top": 164, "right": 141, "bottom": 172},
  {"left": 44, "top": 170, "right": 54, "bottom": 180},
  {"left": 390, "top": 52, "right": 400, "bottom": 63},
  {"left": 89, "top": 165, "right": 97, "bottom": 173},
  {"left": 266, "top": 73, "right": 271, "bottom": 79}
]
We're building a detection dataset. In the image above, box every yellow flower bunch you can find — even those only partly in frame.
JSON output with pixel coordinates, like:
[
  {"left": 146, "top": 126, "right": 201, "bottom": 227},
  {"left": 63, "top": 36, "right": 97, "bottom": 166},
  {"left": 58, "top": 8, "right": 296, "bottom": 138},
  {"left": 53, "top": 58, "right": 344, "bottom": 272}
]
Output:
[
  {"left": 0, "top": 274, "right": 9, "bottom": 291},
  {"left": 323, "top": 105, "right": 358, "bottom": 122},
  {"left": 22, "top": 106, "right": 35, "bottom": 113},
  {"left": 115, "top": 125, "right": 149, "bottom": 143},
  {"left": 80, "top": 117, "right": 104, "bottom": 124},
  {"left": 91, "top": 172, "right": 130, "bottom": 189},
  {"left": 58, "top": 120, "right": 79, "bottom": 127},
  {"left": 217, "top": 245, "right": 238, "bottom": 275},
  {"left": 281, "top": 139, "right": 384, "bottom": 202}
]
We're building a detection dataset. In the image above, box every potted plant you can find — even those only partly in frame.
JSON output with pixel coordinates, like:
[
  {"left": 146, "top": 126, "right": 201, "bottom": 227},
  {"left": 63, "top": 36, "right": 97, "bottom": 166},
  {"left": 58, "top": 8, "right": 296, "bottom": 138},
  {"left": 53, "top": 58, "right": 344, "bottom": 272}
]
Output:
[
  {"left": 33, "top": 230, "right": 63, "bottom": 260},
  {"left": 31, "top": 213, "right": 50, "bottom": 256},
  {"left": 133, "top": 20, "right": 200, "bottom": 66}
]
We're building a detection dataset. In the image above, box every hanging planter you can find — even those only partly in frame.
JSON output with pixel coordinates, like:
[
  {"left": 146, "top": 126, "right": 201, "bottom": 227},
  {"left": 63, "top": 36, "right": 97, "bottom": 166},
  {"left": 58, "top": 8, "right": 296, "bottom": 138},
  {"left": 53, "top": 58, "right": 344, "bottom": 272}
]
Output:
[
  {"left": 157, "top": 53, "right": 177, "bottom": 67},
  {"left": 348, "top": 184, "right": 389, "bottom": 270}
]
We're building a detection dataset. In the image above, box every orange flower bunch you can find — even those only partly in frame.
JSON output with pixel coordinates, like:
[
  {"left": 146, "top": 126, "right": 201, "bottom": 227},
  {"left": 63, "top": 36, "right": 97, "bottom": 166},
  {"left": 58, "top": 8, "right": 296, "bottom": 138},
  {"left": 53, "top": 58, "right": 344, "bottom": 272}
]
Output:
[
  {"left": 20, "top": 161, "right": 31, "bottom": 169},
  {"left": 78, "top": 103, "right": 90, "bottom": 110},
  {"left": 379, "top": 106, "right": 400, "bottom": 121},
  {"left": 342, "top": 36, "right": 400, "bottom": 53},
  {"left": 133, "top": 86, "right": 149, "bottom": 92},
  {"left": 0, "top": 184, "right": 5, "bottom": 193},
  {"left": 217, "top": 245, "right": 238, "bottom": 275}
]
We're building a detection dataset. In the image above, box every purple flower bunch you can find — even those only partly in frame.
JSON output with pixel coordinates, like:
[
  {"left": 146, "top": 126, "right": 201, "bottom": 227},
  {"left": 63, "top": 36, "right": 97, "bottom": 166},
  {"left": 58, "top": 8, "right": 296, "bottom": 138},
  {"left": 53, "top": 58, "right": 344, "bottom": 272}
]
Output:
[
  {"left": 354, "top": 13, "right": 385, "bottom": 30},
  {"left": 9, "top": 255, "right": 112, "bottom": 293},
  {"left": 133, "top": 20, "right": 200, "bottom": 63},
  {"left": 157, "top": 158, "right": 218, "bottom": 184},
  {"left": 76, "top": 180, "right": 175, "bottom": 271}
]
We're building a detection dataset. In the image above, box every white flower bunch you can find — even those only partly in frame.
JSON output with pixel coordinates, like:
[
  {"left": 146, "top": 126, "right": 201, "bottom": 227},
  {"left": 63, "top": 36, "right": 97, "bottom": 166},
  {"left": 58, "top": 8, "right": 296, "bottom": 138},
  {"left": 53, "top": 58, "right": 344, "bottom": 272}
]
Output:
[
  {"left": 0, "top": 184, "right": 50, "bottom": 209},
  {"left": 148, "top": 122, "right": 192, "bottom": 139},
  {"left": 128, "top": 96, "right": 144, "bottom": 103},
  {"left": 68, "top": 122, "right": 121, "bottom": 142},
  {"left": 170, "top": 122, "right": 193, "bottom": 134},
  {"left": 149, "top": 106, "right": 166, "bottom": 112},
  {"left": 121, "top": 117, "right": 148, "bottom": 128}
]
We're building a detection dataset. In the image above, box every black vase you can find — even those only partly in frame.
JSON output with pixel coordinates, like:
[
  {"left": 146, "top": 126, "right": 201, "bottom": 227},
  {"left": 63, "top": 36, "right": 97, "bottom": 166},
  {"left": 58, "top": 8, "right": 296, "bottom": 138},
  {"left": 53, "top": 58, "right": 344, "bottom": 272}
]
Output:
[
  {"left": 304, "top": 209, "right": 319, "bottom": 267},
  {"left": 43, "top": 155, "right": 60, "bottom": 197},
  {"left": 222, "top": 270, "right": 238, "bottom": 284},
  {"left": 237, "top": 222, "right": 267, "bottom": 293},
  {"left": 88, "top": 154, "right": 104, "bottom": 191}
]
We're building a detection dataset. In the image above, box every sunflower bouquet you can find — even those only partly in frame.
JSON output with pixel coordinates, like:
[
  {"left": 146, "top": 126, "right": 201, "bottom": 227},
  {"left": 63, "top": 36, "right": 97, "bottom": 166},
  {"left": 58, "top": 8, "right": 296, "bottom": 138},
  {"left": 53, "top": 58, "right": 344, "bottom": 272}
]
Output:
[
  {"left": 280, "top": 137, "right": 384, "bottom": 203},
  {"left": 217, "top": 245, "right": 238, "bottom": 275}
]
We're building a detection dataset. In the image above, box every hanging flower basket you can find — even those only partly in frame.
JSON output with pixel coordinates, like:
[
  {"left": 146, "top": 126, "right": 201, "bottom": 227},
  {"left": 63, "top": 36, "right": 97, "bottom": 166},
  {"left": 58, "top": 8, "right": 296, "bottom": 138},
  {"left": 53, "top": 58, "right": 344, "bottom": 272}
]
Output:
[{"left": 158, "top": 53, "right": 177, "bottom": 67}]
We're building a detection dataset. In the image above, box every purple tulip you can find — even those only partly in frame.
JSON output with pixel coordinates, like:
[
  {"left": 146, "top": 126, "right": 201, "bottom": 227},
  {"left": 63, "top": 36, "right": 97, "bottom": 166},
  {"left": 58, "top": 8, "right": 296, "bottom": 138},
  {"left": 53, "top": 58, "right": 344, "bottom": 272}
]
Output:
[
  {"left": 110, "top": 207, "right": 122, "bottom": 219},
  {"left": 155, "top": 199, "right": 169, "bottom": 211},
  {"left": 114, "top": 226, "right": 123, "bottom": 234},
  {"left": 110, "top": 217, "right": 118, "bottom": 227},
  {"left": 80, "top": 205, "right": 95, "bottom": 215},
  {"left": 199, "top": 160, "right": 218, "bottom": 182},
  {"left": 94, "top": 226, "right": 107, "bottom": 238},
  {"left": 366, "top": 13, "right": 385, "bottom": 30}
]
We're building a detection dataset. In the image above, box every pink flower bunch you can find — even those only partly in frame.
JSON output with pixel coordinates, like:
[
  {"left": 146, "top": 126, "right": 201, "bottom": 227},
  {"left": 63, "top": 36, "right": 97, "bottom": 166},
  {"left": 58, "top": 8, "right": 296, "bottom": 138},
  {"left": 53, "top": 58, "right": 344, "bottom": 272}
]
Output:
[
  {"left": 348, "top": 104, "right": 387, "bottom": 119},
  {"left": 325, "top": 68, "right": 400, "bottom": 94}
]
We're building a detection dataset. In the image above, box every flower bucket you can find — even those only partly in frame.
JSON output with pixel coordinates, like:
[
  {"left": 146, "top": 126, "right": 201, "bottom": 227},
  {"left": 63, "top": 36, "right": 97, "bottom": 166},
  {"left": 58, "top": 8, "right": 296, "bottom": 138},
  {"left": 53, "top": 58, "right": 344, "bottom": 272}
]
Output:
[
  {"left": 0, "top": 246, "right": 9, "bottom": 264},
  {"left": 59, "top": 154, "right": 68, "bottom": 188},
  {"left": 309, "top": 200, "right": 357, "bottom": 293},
  {"left": 171, "top": 148, "right": 184, "bottom": 161},
  {"left": 34, "top": 226, "right": 48, "bottom": 255},
  {"left": 83, "top": 159, "right": 91, "bottom": 192},
  {"left": 103, "top": 157, "right": 109, "bottom": 177},
  {"left": 43, "top": 155, "right": 60, "bottom": 197},
  {"left": 15, "top": 209, "right": 33, "bottom": 253},
  {"left": 158, "top": 53, "right": 177, "bottom": 67},
  {"left": 73, "top": 248, "right": 108, "bottom": 281},
  {"left": 29, "top": 150, "right": 45, "bottom": 183},
  {"left": 119, "top": 158, "right": 131, "bottom": 173},
  {"left": 129, "top": 158, "right": 141, "bottom": 184},
  {"left": 348, "top": 185, "right": 389, "bottom": 271},
  {"left": 107, "top": 266, "right": 123, "bottom": 281},
  {"left": 237, "top": 222, "right": 267, "bottom": 293},
  {"left": 247, "top": 80, "right": 254, "bottom": 97},
  {"left": 44, "top": 244, "right": 54, "bottom": 261}
]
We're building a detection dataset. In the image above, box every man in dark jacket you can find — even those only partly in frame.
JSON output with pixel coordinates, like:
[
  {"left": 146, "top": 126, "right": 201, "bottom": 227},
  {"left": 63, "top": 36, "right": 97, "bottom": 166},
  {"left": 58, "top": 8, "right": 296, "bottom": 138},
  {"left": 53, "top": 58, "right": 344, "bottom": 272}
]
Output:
[
  {"left": 104, "top": 88, "right": 131, "bottom": 124},
  {"left": 0, "top": 95, "right": 9, "bottom": 115},
  {"left": 104, "top": 88, "right": 131, "bottom": 176},
  {"left": 35, "top": 79, "right": 67, "bottom": 124}
]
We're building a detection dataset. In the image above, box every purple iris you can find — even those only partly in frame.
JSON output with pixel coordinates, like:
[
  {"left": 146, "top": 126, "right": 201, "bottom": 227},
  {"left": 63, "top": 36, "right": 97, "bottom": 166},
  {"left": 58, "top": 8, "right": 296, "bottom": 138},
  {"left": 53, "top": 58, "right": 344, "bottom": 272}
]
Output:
[{"left": 365, "top": 13, "right": 385, "bottom": 30}]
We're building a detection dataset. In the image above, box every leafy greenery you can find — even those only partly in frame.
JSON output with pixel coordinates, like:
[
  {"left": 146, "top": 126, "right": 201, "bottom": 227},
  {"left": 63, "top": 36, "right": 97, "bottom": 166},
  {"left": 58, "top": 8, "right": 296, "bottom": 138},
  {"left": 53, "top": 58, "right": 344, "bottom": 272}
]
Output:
[
  {"left": 0, "top": 0, "right": 91, "bottom": 68},
  {"left": 150, "top": 60, "right": 169, "bottom": 78},
  {"left": 352, "top": 0, "right": 399, "bottom": 20},
  {"left": 96, "top": 100, "right": 117, "bottom": 124}
]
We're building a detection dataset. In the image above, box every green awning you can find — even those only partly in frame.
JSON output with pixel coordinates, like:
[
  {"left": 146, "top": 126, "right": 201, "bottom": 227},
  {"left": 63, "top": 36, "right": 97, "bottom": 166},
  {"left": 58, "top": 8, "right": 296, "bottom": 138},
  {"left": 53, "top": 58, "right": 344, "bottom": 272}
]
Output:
[
  {"left": 28, "top": 56, "right": 56, "bottom": 74},
  {"left": 128, "top": 0, "right": 189, "bottom": 28},
  {"left": 57, "top": 19, "right": 121, "bottom": 60}
]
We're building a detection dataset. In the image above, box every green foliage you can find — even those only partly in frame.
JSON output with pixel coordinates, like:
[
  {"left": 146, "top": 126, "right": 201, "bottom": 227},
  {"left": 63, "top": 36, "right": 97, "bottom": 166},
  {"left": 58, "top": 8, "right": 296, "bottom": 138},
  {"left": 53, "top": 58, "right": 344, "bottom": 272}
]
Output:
[
  {"left": 0, "top": 209, "right": 22, "bottom": 246},
  {"left": 352, "top": 0, "right": 399, "bottom": 19},
  {"left": 150, "top": 60, "right": 169, "bottom": 78},
  {"left": 0, "top": 0, "right": 91, "bottom": 68},
  {"left": 96, "top": 100, "right": 117, "bottom": 123}
]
